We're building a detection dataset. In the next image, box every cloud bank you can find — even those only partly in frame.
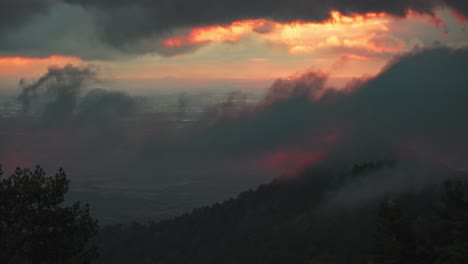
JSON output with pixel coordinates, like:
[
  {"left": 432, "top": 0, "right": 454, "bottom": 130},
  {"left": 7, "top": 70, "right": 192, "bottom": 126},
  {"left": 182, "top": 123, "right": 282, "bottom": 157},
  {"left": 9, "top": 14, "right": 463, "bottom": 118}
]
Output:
[
  {"left": 0, "top": 46, "right": 467, "bottom": 219},
  {"left": 0, "top": 0, "right": 57, "bottom": 32}
]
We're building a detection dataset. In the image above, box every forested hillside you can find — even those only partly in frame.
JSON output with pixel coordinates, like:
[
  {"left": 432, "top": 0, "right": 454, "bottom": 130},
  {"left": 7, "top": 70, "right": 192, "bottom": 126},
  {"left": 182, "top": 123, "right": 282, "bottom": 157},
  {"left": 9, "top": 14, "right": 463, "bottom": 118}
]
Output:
[{"left": 97, "top": 160, "right": 468, "bottom": 263}]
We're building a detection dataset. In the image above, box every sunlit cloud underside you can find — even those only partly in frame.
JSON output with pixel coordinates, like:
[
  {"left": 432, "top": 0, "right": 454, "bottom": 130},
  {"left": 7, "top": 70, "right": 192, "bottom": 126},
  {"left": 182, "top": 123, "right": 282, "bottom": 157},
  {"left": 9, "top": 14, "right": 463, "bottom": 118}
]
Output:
[{"left": 0, "top": 9, "right": 466, "bottom": 85}]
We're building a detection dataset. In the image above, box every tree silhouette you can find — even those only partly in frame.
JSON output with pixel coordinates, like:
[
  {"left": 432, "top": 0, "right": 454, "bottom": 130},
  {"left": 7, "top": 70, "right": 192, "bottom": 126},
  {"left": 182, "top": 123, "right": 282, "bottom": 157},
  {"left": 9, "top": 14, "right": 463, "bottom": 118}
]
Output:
[
  {"left": 433, "top": 180, "right": 468, "bottom": 264},
  {"left": 371, "top": 200, "right": 414, "bottom": 264},
  {"left": 370, "top": 180, "right": 468, "bottom": 264},
  {"left": 0, "top": 165, "right": 98, "bottom": 264}
]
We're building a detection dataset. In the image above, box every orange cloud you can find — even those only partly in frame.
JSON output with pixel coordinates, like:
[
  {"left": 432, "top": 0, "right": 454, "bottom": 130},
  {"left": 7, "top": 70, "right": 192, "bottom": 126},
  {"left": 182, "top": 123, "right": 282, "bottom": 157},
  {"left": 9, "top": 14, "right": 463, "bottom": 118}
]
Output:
[
  {"left": 161, "top": 11, "right": 401, "bottom": 55},
  {"left": 163, "top": 19, "right": 268, "bottom": 49},
  {"left": 106, "top": 8, "right": 466, "bottom": 82},
  {"left": 157, "top": 9, "right": 462, "bottom": 80},
  {"left": 162, "top": 8, "right": 461, "bottom": 58}
]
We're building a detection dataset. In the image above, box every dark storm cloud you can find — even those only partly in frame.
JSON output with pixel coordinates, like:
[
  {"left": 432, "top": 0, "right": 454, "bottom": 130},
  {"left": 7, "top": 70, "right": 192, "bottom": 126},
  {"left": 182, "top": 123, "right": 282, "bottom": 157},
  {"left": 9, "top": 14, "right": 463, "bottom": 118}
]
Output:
[
  {"left": 185, "top": 45, "right": 468, "bottom": 210},
  {"left": 18, "top": 65, "right": 96, "bottom": 116},
  {"left": 180, "top": 46, "right": 468, "bottom": 170},
  {"left": 0, "top": 3, "right": 127, "bottom": 60},
  {"left": 1, "top": 0, "right": 467, "bottom": 58},
  {"left": 4, "top": 46, "right": 467, "bottom": 175},
  {"left": 1, "top": 46, "right": 468, "bottom": 219},
  {"left": 16, "top": 65, "right": 136, "bottom": 127},
  {"left": 64, "top": 0, "right": 443, "bottom": 50},
  {"left": 1, "top": 48, "right": 468, "bottom": 171},
  {"left": 77, "top": 88, "right": 136, "bottom": 123},
  {"left": 328, "top": 46, "right": 468, "bottom": 166},
  {"left": 0, "top": 0, "right": 57, "bottom": 32}
]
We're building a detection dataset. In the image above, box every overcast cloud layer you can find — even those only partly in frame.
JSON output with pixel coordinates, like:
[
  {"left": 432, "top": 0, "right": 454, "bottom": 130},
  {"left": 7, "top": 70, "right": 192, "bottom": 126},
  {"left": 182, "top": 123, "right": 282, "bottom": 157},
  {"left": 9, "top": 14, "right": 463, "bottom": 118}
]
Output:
[{"left": 0, "top": 0, "right": 467, "bottom": 58}]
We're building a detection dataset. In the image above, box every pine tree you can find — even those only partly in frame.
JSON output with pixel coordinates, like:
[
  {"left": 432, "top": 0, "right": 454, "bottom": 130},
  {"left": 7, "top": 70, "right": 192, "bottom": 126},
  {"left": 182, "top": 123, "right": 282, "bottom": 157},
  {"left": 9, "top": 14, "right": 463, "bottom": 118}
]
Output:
[{"left": 0, "top": 165, "right": 98, "bottom": 264}]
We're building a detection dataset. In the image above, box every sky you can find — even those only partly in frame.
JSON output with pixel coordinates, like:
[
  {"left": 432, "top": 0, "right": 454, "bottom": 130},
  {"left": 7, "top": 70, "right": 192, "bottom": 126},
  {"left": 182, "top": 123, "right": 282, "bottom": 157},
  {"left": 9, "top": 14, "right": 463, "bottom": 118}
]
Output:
[{"left": 0, "top": 1, "right": 467, "bottom": 92}]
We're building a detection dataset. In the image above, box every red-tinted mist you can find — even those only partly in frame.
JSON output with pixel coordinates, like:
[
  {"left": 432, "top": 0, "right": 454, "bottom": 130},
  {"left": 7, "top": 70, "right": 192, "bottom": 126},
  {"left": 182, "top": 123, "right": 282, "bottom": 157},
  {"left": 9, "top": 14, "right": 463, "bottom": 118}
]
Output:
[
  {"left": 452, "top": 11, "right": 468, "bottom": 24},
  {"left": 253, "top": 132, "right": 341, "bottom": 177},
  {"left": 255, "top": 149, "right": 325, "bottom": 177}
]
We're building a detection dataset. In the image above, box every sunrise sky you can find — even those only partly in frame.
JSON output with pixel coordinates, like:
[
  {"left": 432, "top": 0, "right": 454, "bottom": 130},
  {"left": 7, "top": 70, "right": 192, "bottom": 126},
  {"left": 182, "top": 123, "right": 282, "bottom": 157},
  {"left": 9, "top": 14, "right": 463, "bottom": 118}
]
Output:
[{"left": 0, "top": 1, "right": 467, "bottom": 92}]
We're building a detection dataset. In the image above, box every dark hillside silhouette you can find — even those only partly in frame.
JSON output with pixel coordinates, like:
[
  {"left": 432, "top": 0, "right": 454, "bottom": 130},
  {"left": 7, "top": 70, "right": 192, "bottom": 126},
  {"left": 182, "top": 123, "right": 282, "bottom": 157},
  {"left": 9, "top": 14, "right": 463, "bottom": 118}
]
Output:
[{"left": 96, "top": 161, "right": 468, "bottom": 264}]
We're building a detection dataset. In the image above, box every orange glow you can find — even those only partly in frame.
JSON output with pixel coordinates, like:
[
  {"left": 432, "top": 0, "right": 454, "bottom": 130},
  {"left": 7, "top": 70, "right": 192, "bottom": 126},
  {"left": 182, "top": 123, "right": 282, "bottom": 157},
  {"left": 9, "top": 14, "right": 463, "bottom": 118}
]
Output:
[
  {"left": 0, "top": 55, "right": 82, "bottom": 67},
  {"left": 157, "top": 9, "right": 457, "bottom": 79},
  {"left": 163, "top": 38, "right": 184, "bottom": 48},
  {"left": 161, "top": 9, "right": 456, "bottom": 58},
  {"left": 74, "top": 8, "right": 464, "bottom": 82},
  {"left": 329, "top": 10, "right": 388, "bottom": 24},
  {"left": 162, "top": 19, "right": 268, "bottom": 48},
  {"left": 0, "top": 55, "right": 83, "bottom": 78},
  {"left": 161, "top": 10, "right": 399, "bottom": 55}
]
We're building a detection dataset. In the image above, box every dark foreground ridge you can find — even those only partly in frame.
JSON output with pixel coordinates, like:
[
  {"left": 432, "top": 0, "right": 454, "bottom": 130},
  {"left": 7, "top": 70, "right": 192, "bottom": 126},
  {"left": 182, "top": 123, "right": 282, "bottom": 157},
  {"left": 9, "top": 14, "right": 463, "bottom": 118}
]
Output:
[{"left": 96, "top": 159, "right": 468, "bottom": 264}]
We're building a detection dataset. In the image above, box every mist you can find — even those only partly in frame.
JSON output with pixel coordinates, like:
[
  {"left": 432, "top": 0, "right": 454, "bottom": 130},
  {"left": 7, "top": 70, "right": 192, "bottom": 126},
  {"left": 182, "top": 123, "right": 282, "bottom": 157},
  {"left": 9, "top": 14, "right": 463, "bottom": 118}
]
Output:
[{"left": 1, "top": 46, "right": 468, "bottom": 222}]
